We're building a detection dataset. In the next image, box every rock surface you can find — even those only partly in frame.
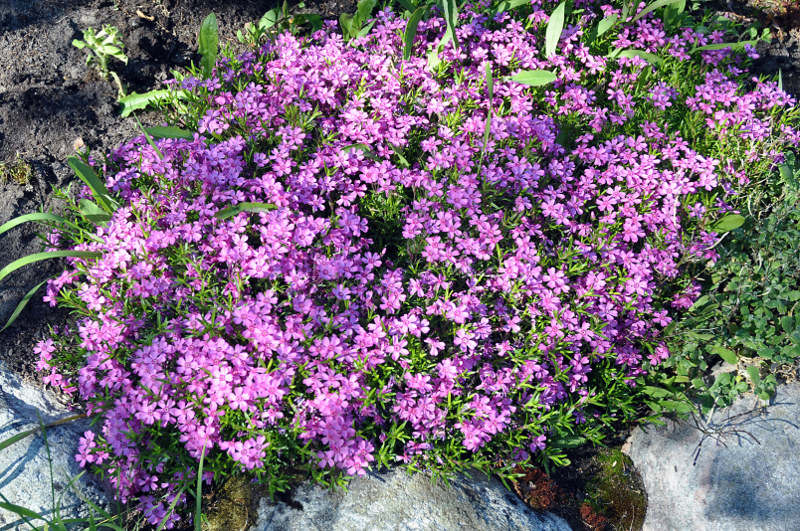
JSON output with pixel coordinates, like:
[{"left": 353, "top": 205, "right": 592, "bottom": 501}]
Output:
[
  {"left": 0, "top": 360, "right": 110, "bottom": 530},
  {"left": 626, "top": 384, "right": 800, "bottom": 531},
  {"left": 252, "top": 468, "right": 572, "bottom": 531}
]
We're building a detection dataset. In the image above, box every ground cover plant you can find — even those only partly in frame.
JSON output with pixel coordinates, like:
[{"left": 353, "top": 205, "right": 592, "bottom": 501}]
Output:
[{"left": 1, "top": 0, "right": 799, "bottom": 527}]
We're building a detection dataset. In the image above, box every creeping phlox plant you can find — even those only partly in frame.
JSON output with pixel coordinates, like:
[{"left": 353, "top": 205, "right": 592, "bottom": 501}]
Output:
[{"left": 26, "top": 0, "right": 799, "bottom": 526}]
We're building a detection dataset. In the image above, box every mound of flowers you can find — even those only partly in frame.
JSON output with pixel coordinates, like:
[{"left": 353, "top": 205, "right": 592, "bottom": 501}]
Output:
[{"left": 34, "top": 1, "right": 798, "bottom": 525}]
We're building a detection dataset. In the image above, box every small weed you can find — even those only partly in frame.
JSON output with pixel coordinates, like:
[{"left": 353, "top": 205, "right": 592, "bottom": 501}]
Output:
[
  {"left": 0, "top": 153, "right": 33, "bottom": 186},
  {"left": 72, "top": 25, "right": 128, "bottom": 98}
]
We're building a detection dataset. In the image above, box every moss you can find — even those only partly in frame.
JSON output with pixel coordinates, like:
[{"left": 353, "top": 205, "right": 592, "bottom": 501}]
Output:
[
  {"left": 201, "top": 475, "right": 266, "bottom": 531},
  {"left": 585, "top": 448, "right": 647, "bottom": 530},
  {"left": 0, "top": 153, "right": 32, "bottom": 186}
]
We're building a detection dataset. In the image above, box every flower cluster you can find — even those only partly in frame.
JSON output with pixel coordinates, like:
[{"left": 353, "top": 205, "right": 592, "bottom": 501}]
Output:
[{"left": 36, "top": 0, "right": 797, "bottom": 525}]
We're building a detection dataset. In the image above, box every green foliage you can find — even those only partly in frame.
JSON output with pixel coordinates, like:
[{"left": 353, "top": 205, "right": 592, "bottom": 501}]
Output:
[
  {"left": 340, "top": 0, "right": 378, "bottom": 41},
  {"left": 72, "top": 25, "right": 128, "bottom": 98},
  {"left": 544, "top": 1, "right": 566, "bottom": 57},
  {"left": 237, "top": 2, "right": 323, "bottom": 46},
  {"left": 198, "top": 13, "right": 219, "bottom": 80},
  {"left": 659, "top": 153, "right": 800, "bottom": 413}
]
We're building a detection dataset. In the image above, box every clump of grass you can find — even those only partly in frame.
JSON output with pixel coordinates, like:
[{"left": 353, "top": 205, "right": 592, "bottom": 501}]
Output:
[{"left": 0, "top": 153, "right": 33, "bottom": 186}]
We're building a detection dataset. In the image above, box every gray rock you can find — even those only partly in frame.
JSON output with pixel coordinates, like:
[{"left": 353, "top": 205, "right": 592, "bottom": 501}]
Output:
[
  {"left": 252, "top": 468, "right": 571, "bottom": 531},
  {"left": 0, "top": 360, "right": 110, "bottom": 530},
  {"left": 625, "top": 384, "right": 800, "bottom": 531}
]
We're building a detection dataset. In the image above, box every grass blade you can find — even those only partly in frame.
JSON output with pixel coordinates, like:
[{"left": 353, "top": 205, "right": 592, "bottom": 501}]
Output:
[
  {"left": 1, "top": 277, "right": 52, "bottom": 332},
  {"left": 199, "top": 13, "right": 219, "bottom": 79},
  {"left": 439, "top": 0, "right": 460, "bottom": 51},
  {"left": 67, "top": 157, "right": 115, "bottom": 213},
  {"left": 403, "top": 7, "right": 427, "bottom": 61},
  {"left": 214, "top": 202, "right": 278, "bottom": 220},
  {"left": 545, "top": 1, "right": 566, "bottom": 58},
  {"left": 155, "top": 487, "right": 186, "bottom": 531},
  {"left": 194, "top": 443, "right": 206, "bottom": 531},
  {"left": 0, "top": 251, "right": 101, "bottom": 285},
  {"left": 692, "top": 40, "right": 757, "bottom": 52},
  {"left": 133, "top": 116, "right": 165, "bottom": 160},
  {"left": 483, "top": 62, "right": 493, "bottom": 153},
  {"left": 0, "top": 501, "right": 47, "bottom": 522},
  {"left": 0, "top": 213, "right": 66, "bottom": 238}
]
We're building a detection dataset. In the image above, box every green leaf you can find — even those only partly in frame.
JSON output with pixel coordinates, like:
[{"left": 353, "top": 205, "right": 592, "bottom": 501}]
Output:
[
  {"left": 494, "top": 0, "right": 532, "bottom": 14},
  {"left": 616, "top": 49, "right": 662, "bottom": 64},
  {"left": 78, "top": 199, "right": 112, "bottom": 226},
  {"left": 340, "top": 13, "right": 356, "bottom": 39},
  {"left": 508, "top": 69, "right": 557, "bottom": 86},
  {"left": 632, "top": 0, "right": 685, "bottom": 22},
  {"left": 596, "top": 14, "right": 618, "bottom": 37},
  {"left": 779, "top": 160, "right": 798, "bottom": 188},
  {"left": 427, "top": 33, "right": 451, "bottom": 71},
  {"left": 693, "top": 40, "right": 757, "bottom": 52},
  {"left": 67, "top": 157, "right": 116, "bottom": 213},
  {"left": 355, "top": 0, "right": 377, "bottom": 27},
  {"left": 551, "top": 435, "right": 585, "bottom": 448},
  {"left": 0, "top": 251, "right": 101, "bottom": 285},
  {"left": 2, "top": 277, "right": 53, "bottom": 332},
  {"left": 342, "top": 143, "right": 382, "bottom": 162},
  {"left": 661, "top": 400, "right": 694, "bottom": 414},
  {"left": 0, "top": 212, "right": 66, "bottom": 238},
  {"left": 687, "top": 331, "right": 714, "bottom": 340},
  {"left": 642, "top": 385, "right": 672, "bottom": 398},
  {"left": 746, "top": 365, "right": 760, "bottom": 386},
  {"left": 545, "top": 1, "right": 566, "bottom": 57},
  {"left": 118, "top": 90, "right": 172, "bottom": 117},
  {"left": 781, "top": 315, "right": 795, "bottom": 334},
  {"left": 356, "top": 20, "right": 376, "bottom": 39},
  {"left": 214, "top": 202, "right": 278, "bottom": 220},
  {"left": 709, "top": 344, "right": 738, "bottom": 364},
  {"left": 198, "top": 13, "right": 219, "bottom": 79},
  {"left": 439, "top": 0, "right": 460, "bottom": 51},
  {"left": 389, "top": 143, "right": 410, "bottom": 168},
  {"left": 144, "top": 126, "right": 195, "bottom": 140},
  {"left": 260, "top": 8, "right": 280, "bottom": 29},
  {"left": 403, "top": 7, "right": 427, "bottom": 61},
  {"left": 688, "top": 294, "right": 710, "bottom": 312},
  {"left": 711, "top": 214, "right": 745, "bottom": 233}
]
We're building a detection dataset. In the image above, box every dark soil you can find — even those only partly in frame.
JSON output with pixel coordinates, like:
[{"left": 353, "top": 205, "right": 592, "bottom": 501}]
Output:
[
  {"left": 0, "top": 0, "right": 357, "bottom": 382},
  {"left": 0, "top": 1, "right": 797, "bottom": 530}
]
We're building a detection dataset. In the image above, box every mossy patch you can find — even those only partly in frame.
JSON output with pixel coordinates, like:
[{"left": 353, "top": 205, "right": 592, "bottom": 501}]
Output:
[
  {"left": 0, "top": 153, "right": 32, "bottom": 186},
  {"left": 200, "top": 474, "right": 269, "bottom": 531},
  {"left": 584, "top": 448, "right": 647, "bottom": 530}
]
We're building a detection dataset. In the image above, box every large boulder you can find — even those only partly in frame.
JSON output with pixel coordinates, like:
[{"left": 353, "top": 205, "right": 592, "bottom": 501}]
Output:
[
  {"left": 252, "top": 468, "right": 572, "bottom": 531},
  {"left": 625, "top": 384, "right": 800, "bottom": 531},
  {"left": 0, "top": 360, "right": 110, "bottom": 529}
]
